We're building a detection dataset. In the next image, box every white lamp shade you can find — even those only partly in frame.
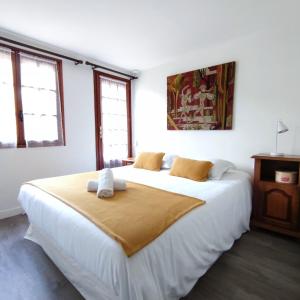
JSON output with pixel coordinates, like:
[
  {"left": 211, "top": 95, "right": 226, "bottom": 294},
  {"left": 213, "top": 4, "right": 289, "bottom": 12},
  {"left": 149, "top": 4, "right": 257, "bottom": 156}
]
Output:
[{"left": 277, "top": 120, "right": 288, "bottom": 134}]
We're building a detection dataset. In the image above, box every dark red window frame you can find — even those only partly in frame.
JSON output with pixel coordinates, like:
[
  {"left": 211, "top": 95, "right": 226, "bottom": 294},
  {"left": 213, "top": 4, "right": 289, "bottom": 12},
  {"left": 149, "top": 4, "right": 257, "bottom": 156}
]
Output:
[
  {"left": 0, "top": 43, "right": 66, "bottom": 149},
  {"left": 93, "top": 70, "right": 132, "bottom": 170}
]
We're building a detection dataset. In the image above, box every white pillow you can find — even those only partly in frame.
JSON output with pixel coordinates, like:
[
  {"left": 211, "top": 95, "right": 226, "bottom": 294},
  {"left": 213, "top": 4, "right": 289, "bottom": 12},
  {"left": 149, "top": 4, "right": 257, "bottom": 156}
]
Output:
[
  {"left": 209, "top": 159, "right": 235, "bottom": 180},
  {"left": 161, "top": 154, "right": 178, "bottom": 169}
]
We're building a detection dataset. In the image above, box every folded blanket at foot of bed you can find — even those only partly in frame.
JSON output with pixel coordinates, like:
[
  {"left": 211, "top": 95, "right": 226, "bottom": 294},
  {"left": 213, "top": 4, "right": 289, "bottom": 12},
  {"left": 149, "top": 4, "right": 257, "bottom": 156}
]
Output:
[{"left": 26, "top": 171, "right": 205, "bottom": 256}]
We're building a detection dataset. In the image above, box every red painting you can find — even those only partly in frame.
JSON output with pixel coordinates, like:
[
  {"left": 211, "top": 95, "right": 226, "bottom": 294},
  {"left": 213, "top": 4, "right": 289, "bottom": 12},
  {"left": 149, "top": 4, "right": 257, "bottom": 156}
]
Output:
[{"left": 167, "top": 62, "right": 235, "bottom": 130}]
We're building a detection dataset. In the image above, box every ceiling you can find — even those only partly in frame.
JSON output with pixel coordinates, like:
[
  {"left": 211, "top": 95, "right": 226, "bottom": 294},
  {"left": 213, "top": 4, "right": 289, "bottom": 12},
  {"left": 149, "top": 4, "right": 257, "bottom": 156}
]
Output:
[{"left": 0, "top": 0, "right": 295, "bottom": 71}]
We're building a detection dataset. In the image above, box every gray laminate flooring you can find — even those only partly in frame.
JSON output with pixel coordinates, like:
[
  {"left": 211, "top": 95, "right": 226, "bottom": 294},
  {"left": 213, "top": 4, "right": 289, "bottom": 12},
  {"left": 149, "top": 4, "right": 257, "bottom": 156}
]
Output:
[{"left": 0, "top": 215, "right": 299, "bottom": 300}]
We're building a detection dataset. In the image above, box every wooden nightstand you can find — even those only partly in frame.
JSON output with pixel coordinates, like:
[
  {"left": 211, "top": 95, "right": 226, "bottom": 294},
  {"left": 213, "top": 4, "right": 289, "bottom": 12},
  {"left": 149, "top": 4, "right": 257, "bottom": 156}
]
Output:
[
  {"left": 251, "top": 154, "right": 300, "bottom": 238},
  {"left": 122, "top": 157, "right": 135, "bottom": 166}
]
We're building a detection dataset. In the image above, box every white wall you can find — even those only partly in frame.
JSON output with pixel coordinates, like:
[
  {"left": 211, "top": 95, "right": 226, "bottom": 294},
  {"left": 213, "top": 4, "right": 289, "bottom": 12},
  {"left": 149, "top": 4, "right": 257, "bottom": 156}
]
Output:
[
  {"left": 0, "top": 53, "right": 96, "bottom": 218},
  {"left": 132, "top": 26, "right": 300, "bottom": 173}
]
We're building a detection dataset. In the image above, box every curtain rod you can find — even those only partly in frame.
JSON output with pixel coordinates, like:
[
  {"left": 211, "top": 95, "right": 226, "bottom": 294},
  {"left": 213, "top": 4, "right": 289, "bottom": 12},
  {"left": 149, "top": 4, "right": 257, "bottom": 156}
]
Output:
[
  {"left": 85, "top": 61, "right": 138, "bottom": 80},
  {"left": 0, "top": 36, "right": 83, "bottom": 65}
]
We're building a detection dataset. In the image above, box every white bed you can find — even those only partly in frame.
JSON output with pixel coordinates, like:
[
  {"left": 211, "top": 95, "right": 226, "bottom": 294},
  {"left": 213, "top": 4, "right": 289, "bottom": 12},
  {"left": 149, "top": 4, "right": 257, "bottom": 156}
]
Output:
[{"left": 18, "top": 166, "right": 252, "bottom": 300}]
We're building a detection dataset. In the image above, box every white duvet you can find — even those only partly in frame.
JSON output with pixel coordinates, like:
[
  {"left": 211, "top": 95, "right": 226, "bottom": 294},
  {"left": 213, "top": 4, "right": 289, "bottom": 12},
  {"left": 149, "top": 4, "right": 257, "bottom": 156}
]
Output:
[{"left": 18, "top": 166, "right": 252, "bottom": 300}]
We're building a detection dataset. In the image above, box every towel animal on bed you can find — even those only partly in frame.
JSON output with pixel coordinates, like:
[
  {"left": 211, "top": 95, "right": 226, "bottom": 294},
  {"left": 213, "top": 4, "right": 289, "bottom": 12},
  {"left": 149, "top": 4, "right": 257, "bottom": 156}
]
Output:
[{"left": 87, "top": 168, "right": 126, "bottom": 198}]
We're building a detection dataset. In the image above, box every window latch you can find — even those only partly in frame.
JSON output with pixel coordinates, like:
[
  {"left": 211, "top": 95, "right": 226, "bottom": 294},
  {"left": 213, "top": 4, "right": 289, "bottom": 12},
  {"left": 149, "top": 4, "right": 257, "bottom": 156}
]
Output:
[
  {"left": 99, "top": 126, "right": 103, "bottom": 139},
  {"left": 19, "top": 110, "right": 24, "bottom": 122}
]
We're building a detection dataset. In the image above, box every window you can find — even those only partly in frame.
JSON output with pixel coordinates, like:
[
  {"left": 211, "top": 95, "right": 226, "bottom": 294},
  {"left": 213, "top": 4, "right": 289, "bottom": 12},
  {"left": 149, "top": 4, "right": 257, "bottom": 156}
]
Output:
[
  {"left": 101, "top": 76, "right": 129, "bottom": 167},
  {"left": 0, "top": 45, "right": 65, "bottom": 148},
  {"left": 94, "top": 71, "right": 132, "bottom": 169}
]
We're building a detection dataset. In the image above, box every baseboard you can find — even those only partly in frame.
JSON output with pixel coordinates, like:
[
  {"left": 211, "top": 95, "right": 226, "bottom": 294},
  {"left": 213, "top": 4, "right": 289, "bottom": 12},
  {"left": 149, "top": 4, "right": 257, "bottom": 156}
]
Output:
[{"left": 0, "top": 206, "right": 24, "bottom": 220}]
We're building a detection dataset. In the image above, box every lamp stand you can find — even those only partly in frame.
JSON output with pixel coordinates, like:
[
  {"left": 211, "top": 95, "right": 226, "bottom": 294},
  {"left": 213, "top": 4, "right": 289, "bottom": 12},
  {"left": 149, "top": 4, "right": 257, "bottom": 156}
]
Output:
[{"left": 270, "top": 132, "right": 284, "bottom": 156}]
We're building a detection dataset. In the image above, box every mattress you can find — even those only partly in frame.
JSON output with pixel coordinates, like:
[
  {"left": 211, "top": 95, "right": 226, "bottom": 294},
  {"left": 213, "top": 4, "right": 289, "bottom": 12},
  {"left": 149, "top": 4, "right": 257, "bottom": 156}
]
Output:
[{"left": 18, "top": 166, "right": 252, "bottom": 300}]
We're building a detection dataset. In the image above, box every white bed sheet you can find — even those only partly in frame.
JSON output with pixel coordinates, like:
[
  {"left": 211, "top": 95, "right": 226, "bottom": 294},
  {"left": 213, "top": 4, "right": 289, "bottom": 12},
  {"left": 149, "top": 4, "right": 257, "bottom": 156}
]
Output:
[{"left": 18, "top": 166, "right": 252, "bottom": 300}]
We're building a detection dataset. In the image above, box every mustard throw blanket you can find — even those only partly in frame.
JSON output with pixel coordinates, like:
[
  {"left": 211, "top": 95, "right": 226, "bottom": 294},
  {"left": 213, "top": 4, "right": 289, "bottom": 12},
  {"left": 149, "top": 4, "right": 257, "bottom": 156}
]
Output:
[{"left": 26, "top": 171, "right": 205, "bottom": 256}]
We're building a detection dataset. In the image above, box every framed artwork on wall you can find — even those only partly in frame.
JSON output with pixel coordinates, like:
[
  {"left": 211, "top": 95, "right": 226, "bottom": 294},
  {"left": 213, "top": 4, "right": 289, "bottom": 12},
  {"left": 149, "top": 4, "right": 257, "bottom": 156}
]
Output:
[{"left": 167, "top": 61, "right": 235, "bottom": 130}]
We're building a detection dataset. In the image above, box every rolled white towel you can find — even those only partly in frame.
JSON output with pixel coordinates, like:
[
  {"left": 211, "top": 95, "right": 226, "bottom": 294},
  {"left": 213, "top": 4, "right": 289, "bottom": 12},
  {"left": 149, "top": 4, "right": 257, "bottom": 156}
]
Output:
[
  {"left": 87, "top": 179, "right": 127, "bottom": 192},
  {"left": 113, "top": 178, "right": 127, "bottom": 191},
  {"left": 97, "top": 168, "right": 114, "bottom": 198},
  {"left": 87, "top": 180, "right": 98, "bottom": 192}
]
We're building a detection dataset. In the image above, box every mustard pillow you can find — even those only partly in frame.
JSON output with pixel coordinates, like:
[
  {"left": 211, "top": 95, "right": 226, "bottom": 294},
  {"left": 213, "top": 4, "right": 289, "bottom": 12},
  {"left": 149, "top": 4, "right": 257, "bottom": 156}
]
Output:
[
  {"left": 170, "top": 157, "right": 213, "bottom": 181},
  {"left": 134, "top": 152, "right": 165, "bottom": 171}
]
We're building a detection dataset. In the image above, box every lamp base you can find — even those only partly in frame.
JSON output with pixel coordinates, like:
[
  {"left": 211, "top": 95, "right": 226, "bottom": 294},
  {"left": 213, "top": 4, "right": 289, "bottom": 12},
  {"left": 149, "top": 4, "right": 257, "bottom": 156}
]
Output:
[{"left": 270, "top": 152, "right": 285, "bottom": 156}]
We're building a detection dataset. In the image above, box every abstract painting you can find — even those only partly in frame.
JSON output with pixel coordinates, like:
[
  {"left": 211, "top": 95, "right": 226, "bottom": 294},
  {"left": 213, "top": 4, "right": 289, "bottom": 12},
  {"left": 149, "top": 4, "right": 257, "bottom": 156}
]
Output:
[{"left": 167, "top": 61, "right": 235, "bottom": 130}]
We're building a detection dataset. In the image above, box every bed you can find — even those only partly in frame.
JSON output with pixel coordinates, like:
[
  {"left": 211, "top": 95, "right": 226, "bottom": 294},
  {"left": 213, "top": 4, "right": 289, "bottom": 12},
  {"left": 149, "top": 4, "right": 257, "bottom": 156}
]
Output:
[{"left": 18, "top": 165, "right": 252, "bottom": 300}]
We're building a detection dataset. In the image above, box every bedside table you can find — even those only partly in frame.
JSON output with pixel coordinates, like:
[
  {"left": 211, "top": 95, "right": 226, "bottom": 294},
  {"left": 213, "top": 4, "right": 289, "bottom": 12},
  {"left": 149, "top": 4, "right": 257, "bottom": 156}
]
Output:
[
  {"left": 251, "top": 154, "right": 300, "bottom": 238},
  {"left": 122, "top": 157, "right": 135, "bottom": 166}
]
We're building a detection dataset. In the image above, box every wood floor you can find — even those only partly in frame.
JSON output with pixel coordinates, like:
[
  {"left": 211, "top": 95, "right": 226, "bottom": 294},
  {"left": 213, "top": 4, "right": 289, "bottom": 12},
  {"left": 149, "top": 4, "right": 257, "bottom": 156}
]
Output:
[{"left": 0, "top": 215, "right": 299, "bottom": 300}]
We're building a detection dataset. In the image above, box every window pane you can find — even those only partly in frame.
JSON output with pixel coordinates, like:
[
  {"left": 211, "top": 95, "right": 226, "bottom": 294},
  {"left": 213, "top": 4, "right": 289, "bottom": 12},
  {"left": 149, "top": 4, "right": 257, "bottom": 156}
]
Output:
[
  {"left": 0, "top": 48, "right": 17, "bottom": 146},
  {"left": 23, "top": 114, "right": 58, "bottom": 142},
  {"left": 20, "top": 53, "right": 62, "bottom": 145},
  {"left": 21, "top": 55, "right": 57, "bottom": 90},
  {"left": 22, "top": 88, "right": 57, "bottom": 116}
]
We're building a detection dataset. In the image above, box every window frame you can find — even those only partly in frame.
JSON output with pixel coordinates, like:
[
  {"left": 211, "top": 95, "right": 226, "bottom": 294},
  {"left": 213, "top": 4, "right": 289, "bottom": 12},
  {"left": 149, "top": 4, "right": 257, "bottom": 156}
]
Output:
[
  {"left": 0, "top": 43, "right": 66, "bottom": 149},
  {"left": 93, "top": 70, "right": 132, "bottom": 170}
]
